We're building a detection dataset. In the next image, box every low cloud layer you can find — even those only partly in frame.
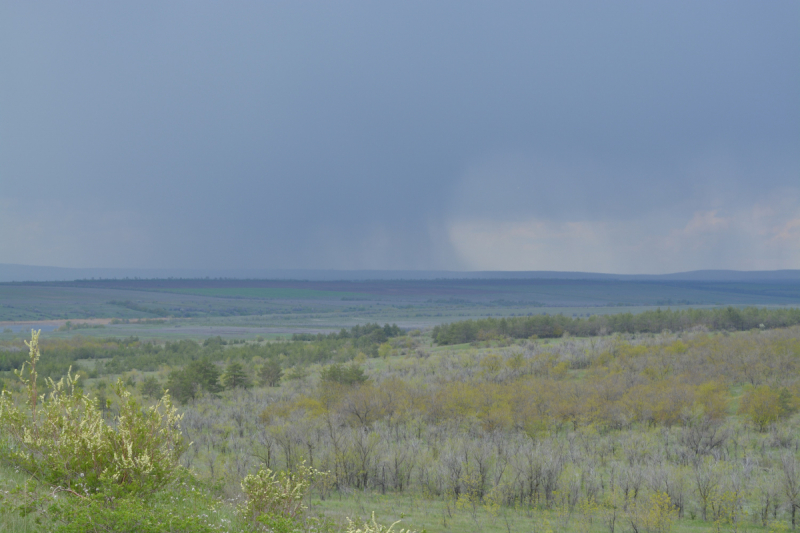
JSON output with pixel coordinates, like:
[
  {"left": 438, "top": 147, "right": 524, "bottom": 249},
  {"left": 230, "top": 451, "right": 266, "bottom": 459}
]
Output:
[{"left": 449, "top": 198, "right": 800, "bottom": 273}]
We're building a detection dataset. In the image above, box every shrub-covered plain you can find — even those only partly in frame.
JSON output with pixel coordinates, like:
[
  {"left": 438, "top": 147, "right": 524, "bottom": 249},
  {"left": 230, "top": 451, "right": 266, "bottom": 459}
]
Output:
[{"left": 2, "top": 314, "right": 800, "bottom": 532}]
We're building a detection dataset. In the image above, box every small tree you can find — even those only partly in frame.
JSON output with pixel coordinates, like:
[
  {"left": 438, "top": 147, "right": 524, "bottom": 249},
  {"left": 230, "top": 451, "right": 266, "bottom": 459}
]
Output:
[
  {"left": 140, "top": 376, "right": 163, "bottom": 399},
  {"left": 186, "top": 358, "right": 223, "bottom": 393},
  {"left": 739, "top": 385, "right": 783, "bottom": 431},
  {"left": 166, "top": 358, "right": 222, "bottom": 403},
  {"left": 378, "top": 342, "right": 392, "bottom": 359},
  {"left": 221, "top": 361, "right": 252, "bottom": 389},
  {"left": 320, "top": 363, "right": 368, "bottom": 386},
  {"left": 627, "top": 491, "right": 677, "bottom": 533},
  {"left": 781, "top": 454, "right": 800, "bottom": 530},
  {"left": 258, "top": 359, "right": 283, "bottom": 387}
]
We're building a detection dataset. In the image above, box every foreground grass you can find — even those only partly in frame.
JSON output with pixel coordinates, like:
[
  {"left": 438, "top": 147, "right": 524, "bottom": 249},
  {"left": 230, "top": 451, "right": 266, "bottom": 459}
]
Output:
[
  {"left": 0, "top": 465, "right": 43, "bottom": 533},
  {"left": 310, "top": 490, "right": 782, "bottom": 533},
  {"left": 0, "top": 463, "right": 247, "bottom": 533},
  {"left": 1, "top": 464, "right": 790, "bottom": 533}
]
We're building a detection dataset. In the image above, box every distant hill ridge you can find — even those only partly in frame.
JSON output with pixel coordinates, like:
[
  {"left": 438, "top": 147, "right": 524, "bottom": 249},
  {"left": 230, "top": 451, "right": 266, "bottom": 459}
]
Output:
[{"left": 1, "top": 263, "right": 798, "bottom": 283}]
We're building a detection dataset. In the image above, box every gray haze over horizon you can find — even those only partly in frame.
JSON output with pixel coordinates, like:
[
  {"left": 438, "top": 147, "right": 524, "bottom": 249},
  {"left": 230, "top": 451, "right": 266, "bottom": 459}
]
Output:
[
  {"left": 2, "top": 2, "right": 798, "bottom": 274},
  {"left": 2, "top": 262, "right": 799, "bottom": 284}
]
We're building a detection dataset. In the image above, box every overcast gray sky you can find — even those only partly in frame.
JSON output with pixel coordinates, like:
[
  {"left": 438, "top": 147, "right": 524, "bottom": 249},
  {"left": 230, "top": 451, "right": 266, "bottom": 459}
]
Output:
[{"left": 2, "top": 1, "right": 798, "bottom": 273}]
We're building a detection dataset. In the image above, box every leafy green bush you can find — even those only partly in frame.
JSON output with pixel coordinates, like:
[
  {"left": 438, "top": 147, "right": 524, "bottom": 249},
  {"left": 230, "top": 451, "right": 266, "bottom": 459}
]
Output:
[
  {"left": 48, "top": 484, "right": 219, "bottom": 533},
  {"left": 0, "top": 331, "right": 186, "bottom": 495},
  {"left": 0, "top": 330, "right": 192, "bottom": 530},
  {"left": 239, "top": 462, "right": 324, "bottom": 525}
]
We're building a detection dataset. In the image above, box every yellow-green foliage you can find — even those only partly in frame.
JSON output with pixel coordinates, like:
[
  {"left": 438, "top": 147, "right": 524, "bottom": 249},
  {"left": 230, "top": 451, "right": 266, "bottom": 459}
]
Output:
[
  {"left": 265, "top": 330, "right": 800, "bottom": 435},
  {"left": 239, "top": 461, "right": 323, "bottom": 523},
  {"left": 345, "top": 512, "right": 417, "bottom": 533},
  {"left": 217, "top": 326, "right": 800, "bottom": 530},
  {"left": 739, "top": 384, "right": 794, "bottom": 431},
  {"left": 0, "top": 330, "right": 186, "bottom": 495},
  {"left": 628, "top": 491, "right": 678, "bottom": 533}
]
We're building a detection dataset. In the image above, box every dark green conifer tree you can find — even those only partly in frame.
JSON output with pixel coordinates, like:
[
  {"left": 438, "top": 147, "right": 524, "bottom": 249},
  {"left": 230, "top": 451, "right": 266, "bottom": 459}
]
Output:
[{"left": 221, "top": 361, "right": 251, "bottom": 389}]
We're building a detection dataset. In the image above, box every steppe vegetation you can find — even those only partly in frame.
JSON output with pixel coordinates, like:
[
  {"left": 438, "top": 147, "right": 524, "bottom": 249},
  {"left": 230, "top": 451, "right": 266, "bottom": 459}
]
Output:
[{"left": 1, "top": 308, "right": 800, "bottom": 532}]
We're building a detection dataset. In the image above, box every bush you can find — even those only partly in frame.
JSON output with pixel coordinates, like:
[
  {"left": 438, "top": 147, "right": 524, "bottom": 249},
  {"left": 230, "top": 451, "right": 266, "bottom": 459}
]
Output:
[
  {"left": 239, "top": 462, "right": 324, "bottom": 525},
  {"left": 0, "top": 330, "right": 190, "bottom": 529},
  {"left": 739, "top": 385, "right": 789, "bottom": 431},
  {"left": 345, "top": 512, "right": 417, "bottom": 533},
  {"left": 627, "top": 491, "right": 677, "bottom": 533},
  {"left": 49, "top": 484, "right": 219, "bottom": 533}
]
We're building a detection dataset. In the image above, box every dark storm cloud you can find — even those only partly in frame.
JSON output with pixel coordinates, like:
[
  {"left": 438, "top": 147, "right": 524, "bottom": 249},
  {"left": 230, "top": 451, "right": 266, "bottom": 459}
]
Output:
[{"left": 1, "top": 1, "right": 798, "bottom": 271}]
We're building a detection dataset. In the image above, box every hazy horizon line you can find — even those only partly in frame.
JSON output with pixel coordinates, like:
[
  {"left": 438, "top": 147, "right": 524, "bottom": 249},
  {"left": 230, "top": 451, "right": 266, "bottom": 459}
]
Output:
[{"left": 2, "top": 262, "right": 799, "bottom": 283}]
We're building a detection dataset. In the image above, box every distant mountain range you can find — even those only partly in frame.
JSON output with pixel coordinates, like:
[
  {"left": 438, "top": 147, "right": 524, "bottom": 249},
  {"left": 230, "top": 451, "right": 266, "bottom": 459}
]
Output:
[{"left": 1, "top": 263, "right": 798, "bottom": 283}]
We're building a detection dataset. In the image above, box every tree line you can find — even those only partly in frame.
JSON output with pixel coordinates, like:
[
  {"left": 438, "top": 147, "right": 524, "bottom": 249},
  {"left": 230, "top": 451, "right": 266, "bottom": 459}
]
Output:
[{"left": 431, "top": 306, "right": 800, "bottom": 345}]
